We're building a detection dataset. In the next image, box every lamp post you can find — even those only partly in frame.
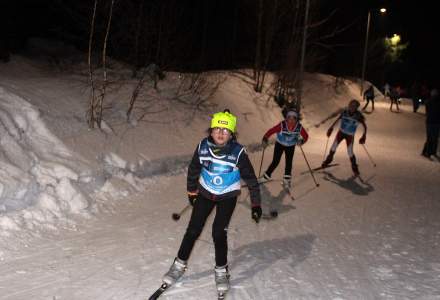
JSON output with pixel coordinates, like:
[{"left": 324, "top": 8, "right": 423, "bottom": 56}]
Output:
[
  {"left": 297, "top": 0, "right": 310, "bottom": 111},
  {"left": 360, "top": 8, "right": 386, "bottom": 96}
]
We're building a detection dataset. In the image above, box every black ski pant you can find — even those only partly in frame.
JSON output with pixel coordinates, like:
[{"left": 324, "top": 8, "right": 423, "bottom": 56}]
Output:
[
  {"left": 265, "top": 142, "right": 295, "bottom": 177},
  {"left": 412, "top": 98, "right": 420, "bottom": 112},
  {"left": 362, "top": 97, "right": 375, "bottom": 111},
  {"left": 390, "top": 98, "right": 400, "bottom": 111},
  {"left": 177, "top": 194, "right": 237, "bottom": 267},
  {"left": 423, "top": 123, "right": 440, "bottom": 156}
]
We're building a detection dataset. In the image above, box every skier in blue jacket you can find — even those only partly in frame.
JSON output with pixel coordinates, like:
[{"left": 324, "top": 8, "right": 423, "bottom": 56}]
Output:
[
  {"left": 160, "top": 110, "right": 261, "bottom": 296},
  {"left": 322, "top": 99, "right": 367, "bottom": 176}
]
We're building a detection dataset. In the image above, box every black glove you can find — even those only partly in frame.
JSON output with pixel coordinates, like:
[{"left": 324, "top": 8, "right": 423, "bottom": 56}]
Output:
[
  {"left": 251, "top": 206, "right": 262, "bottom": 223},
  {"left": 188, "top": 193, "right": 198, "bottom": 206},
  {"left": 359, "top": 135, "right": 366, "bottom": 144}
]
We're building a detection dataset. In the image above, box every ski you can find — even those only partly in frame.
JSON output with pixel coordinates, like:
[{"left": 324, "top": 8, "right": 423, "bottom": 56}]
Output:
[
  {"left": 281, "top": 182, "right": 295, "bottom": 201},
  {"left": 285, "top": 186, "right": 295, "bottom": 201},
  {"left": 353, "top": 174, "right": 365, "bottom": 184},
  {"left": 148, "top": 283, "right": 169, "bottom": 300},
  {"left": 311, "top": 163, "right": 339, "bottom": 172}
]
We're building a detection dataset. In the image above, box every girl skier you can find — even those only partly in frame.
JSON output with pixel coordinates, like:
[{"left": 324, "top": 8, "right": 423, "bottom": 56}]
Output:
[
  {"left": 160, "top": 110, "right": 261, "bottom": 297},
  {"left": 260, "top": 109, "right": 309, "bottom": 187},
  {"left": 321, "top": 99, "right": 367, "bottom": 176}
]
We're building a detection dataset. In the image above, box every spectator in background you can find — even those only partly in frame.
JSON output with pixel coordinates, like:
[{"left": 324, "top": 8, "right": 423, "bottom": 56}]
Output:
[
  {"left": 422, "top": 89, "right": 440, "bottom": 159},
  {"left": 383, "top": 82, "right": 391, "bottom": 99},
  {"left": 410, "top": 82, "right": 421, "bottom": 113},
  {"left": 389, "top": 87, "right": 400, "bottom": 112}
]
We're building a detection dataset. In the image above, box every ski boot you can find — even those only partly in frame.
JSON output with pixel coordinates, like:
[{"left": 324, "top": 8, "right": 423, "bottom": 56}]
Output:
[
  {"left": 215, "top": 265, "right": 230, "bottom": 299},
  {"left": 350, "top": 156, "right": 360, "bottom": 176},
  {"left": 162, "top": 257, "right": 187, "bottom": 286},
  {"left": 321, "top": 151, "right": 335, "bottom": 168},
  {"left": 282, "top": 174, "right": 291, "bottom": 188}
]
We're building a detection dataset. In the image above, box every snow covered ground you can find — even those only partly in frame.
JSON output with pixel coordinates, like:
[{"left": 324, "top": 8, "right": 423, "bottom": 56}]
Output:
[{"left": 0, "top": 57, "right": 439, "bottom": 300}]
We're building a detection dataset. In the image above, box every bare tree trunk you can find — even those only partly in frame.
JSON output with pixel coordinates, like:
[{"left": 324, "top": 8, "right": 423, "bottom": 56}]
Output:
[
  {"left": 155, "top": 1, "right": 166, "bottom": 65},
  {"left": 253, "top": 0, "right": 263, "bottom": 88},
  {"left": 230, "top": 1, "right": 239, "bottom": 65},
  {"left": 259, "top": 0, "right": 279, "bottom": 92},
  {"left": 86, "top": 0, "right": 98, "bottom": 129},
  {"left": 199, "top": 1, "right": 211, "bottom": 68},
  {"left": 126, "top": 69, "right": 146, "bottom": 122},
  {"left": 132, "top": 0, "right": 144, "bottom": 78},
  {"left": 96, "top": 0, "right": 115, "bottom": 128}
]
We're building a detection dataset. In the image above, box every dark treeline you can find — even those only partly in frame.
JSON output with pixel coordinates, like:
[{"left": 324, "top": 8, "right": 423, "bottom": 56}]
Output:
[
  {"left": 6, "top": 0, "right": 420, "bottom": 88},
  {"left": 2, "top": 1, "right": 439, "bottom": 88},
  {"left": 13, "top": 0, "right": 358, "bottom": 75},
  {"left": 51, "top": 0, "right": 312, "bottom": 72}
]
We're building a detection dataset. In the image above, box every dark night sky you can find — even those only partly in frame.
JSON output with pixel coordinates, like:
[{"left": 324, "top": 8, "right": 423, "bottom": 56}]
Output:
[{"left": 1, "top": 0, "right": 439, "bottom": 87}]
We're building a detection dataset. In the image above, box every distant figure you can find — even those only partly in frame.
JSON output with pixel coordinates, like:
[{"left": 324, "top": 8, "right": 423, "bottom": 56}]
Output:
[
  {"left": 384, "top": 82, "right": 391, "bottom": 99},
  {"left": 410, "top": 82, "right": 421, "bottom": 113},
  {"left": 362, "top": 85, "right": 375, "bottom": 112},
  {"left": 422, "top": 89, "right": 440, "bottom": 159},
  {"left": 389, "top": 87, "right": 400, "bottom": 112},
  {"left": 281, "top": 91, "right": 299, "bottom": 118},
  {"left": 274, "top": 91, "right": 286, "bottom": 108},
  {"left": 322, "top": 99, "right": 367, "bottom": 176}
]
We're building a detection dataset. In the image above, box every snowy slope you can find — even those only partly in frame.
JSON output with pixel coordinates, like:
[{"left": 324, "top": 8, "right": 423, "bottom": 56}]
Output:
[{"left": 0, "top": 56, "right": 439, "bottom": 300}]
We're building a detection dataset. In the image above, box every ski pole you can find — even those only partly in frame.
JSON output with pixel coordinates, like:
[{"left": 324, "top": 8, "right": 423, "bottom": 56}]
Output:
[
  {"left": 362, "top": 144, "right": 377, "bottom": 167},
  {"left": 299, "top": 145, "right": 320, "bottom": 187},
  {"left": 258, "top": 146, "right": 266, "bottom": 177},
  {"left": 172, "top": 204, "right": 191, "bottom": 221},
  {"left": 323, "top": 136, "right": 329, "bottom": 161}
]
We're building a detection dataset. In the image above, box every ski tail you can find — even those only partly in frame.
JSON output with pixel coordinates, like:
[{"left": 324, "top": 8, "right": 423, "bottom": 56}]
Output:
[{"left": 148, "top": 283, "right": 169, "bottom": 300}]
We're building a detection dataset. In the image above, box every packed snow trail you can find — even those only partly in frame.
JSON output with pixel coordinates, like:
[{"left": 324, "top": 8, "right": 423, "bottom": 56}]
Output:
[{"left": 1, "top": 100, "right": 439, "bottom": 300}]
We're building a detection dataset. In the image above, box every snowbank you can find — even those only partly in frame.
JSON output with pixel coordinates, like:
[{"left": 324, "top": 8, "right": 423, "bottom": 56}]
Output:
[
  {"left": 0, "top": 86, "right": 92, "bottom": 235},
  {"left": 0, "top": 56, "right": 380, "bottom": 235}
]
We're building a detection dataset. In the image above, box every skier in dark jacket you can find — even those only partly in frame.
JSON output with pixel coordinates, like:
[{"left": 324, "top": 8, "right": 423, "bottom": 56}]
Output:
[
  {"left": 160, "top": 110, "right": 261, "bottom": 296},
  {"left": 260, "top": 109, "right": 309, "bottom": 187},
  {"left": 422, "top": 89, "right": 440, "bottom": 159},
  {"left": 362, "top": 85, "right": 375, "bottom": 112},
  {"left": 322, "top": 99, "right": 367, "bottom": 176},
  {"left": 389, "top": 87, "right": 400, "bottom": 112}
]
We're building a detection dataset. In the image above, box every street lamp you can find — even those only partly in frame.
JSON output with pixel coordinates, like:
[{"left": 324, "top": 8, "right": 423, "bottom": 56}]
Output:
[
  {"left": 297, "top": 0, "right": 310, "bottom": 112},
  {"left": 360, "top": 8, "right": 386, "bottom": 96},
  {"left": 390, "top": 33, "right": 401, "bottom": 46}
]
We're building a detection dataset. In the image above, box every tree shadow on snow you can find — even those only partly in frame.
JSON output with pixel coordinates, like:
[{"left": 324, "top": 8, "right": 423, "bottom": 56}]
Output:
[
  {"left": 185, "top": 234, "right": 316, "bottom": 285},
  {"left": 322, "top": 171, "right": 374, "bottom": 196}
]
